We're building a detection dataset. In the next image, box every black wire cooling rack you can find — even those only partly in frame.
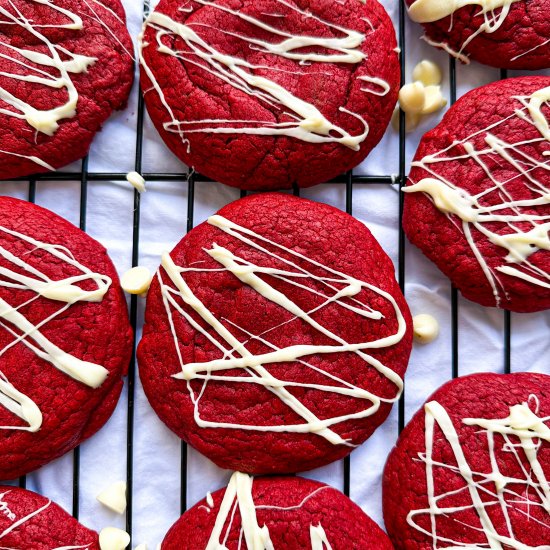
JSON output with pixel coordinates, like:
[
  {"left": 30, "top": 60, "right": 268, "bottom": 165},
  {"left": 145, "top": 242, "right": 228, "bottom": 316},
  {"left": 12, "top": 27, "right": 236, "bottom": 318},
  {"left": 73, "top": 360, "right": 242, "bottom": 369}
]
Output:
[{"left": 4, "top": 0, "right": 518, "bottom": 544}]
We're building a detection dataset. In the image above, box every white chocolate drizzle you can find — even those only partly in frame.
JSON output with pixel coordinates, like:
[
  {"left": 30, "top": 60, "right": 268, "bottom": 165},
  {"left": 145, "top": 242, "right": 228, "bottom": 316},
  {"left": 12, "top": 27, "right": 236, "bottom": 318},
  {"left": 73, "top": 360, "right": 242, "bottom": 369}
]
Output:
[
  {"left": 0, "top": 491, "right": 91, "bottom": 549},
  {"left": 408, "top": 0, "right": 521, "bottom": 24},
  {"left": 420, "top": 35, "right": 470, "bottom": 64},
  {"left": 408, "top": 396, "right": 550, "bottom": 549},
  {"left": 0, "top": 499, "right": 51, "bottom": 541},
  {"left": 409, "top": 0, "right": 546, "bottom": 64},
  {"left": 0, "top": 0, "right": 97, "bottom": 136},
  {"left": 0, "top": 492, "right": 15, "bottom": 521},
  {"left": 158, "top": 214, "right": 406, "bottom": 446},
  {"left": 139, "top": 0, "right": 391, "bottom": 153},
  {"left": 0, "top": 225, "right": 111, "bottom": 432},
  {"left": 205, "top": 472, "right": 333, "bottom": 550},
  {"left": 404, "top": 85, "right": 550, "bottom": 306},
  {"left": 0, "top": 0, "right": 131, "bottom": 171},
  {"left": 309, "top": 524, "right": 333, "bottom": 550}
]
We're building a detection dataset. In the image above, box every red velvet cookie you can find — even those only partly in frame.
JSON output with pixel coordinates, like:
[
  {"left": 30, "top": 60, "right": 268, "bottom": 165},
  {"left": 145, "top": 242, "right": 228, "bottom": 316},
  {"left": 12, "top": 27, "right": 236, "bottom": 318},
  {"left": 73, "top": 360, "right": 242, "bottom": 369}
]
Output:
[
  {"left": 403, "top": 76, "right": 550, "bottom": 313},
  {"left": 163, "top": 473, "right": 392, "bottom": 549},
  {"left": 0, "top": 0, "right": 134, "bottom": 180},
  {"left": 139, "top": 0, "right": 399, "bottom": 190},
  {"left": 138, "top": 193, "right": 412, "bottom": 474},
  {"left": 0, "top": 197, "right": 132, "bottom": 480},
  {"left": 383, "top": 372, "right": 550, "bottom": 549},
  {"left": 405, "top": 0, "right": 550, "bottom": 69},
  {"left": 0, "top": 486, "right": 99, "bottom": 549}
]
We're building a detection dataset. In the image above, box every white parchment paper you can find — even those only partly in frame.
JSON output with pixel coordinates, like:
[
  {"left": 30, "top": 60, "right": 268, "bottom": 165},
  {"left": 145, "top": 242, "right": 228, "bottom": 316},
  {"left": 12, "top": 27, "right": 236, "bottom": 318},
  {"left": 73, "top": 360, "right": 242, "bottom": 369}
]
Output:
[{"left": 2, "top": 0, "right": 549, "bottom": 547}]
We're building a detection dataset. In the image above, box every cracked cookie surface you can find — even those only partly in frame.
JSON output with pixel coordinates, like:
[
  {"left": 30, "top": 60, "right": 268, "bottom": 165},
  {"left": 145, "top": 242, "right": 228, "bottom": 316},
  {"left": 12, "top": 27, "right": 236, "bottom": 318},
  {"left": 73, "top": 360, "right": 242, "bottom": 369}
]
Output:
[
  {"left": 163, "top": 475, "right": 393, "bottom": 549},
  {"left": 405, "top": 0, "right": 550, "bottom": 69},
  {"left": 0, "top": 197, "right": 132, "bottom": 480},
  {"left": 0, "top": 0, "right": 134, "bottom": 180},
  {"left": 138, "top": 193, "right": 412, "bottom": 474},
  {"left": 139, "top": 0, "right": 399, "bottom": 190},
  {"left": 0, "top": 486, "right": 99, "bottom": 549},
  {"left": 403, "top": 76, "right": 550, "bottom": 313},
  {"left": 383, "top": 372, "right": 550, "bottom": 549}
]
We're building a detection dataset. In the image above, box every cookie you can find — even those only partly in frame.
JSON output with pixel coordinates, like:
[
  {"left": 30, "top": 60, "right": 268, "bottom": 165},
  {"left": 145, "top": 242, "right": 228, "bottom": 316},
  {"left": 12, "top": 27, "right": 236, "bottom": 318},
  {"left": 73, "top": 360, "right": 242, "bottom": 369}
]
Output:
[
  {"left": 405, "top": 0, "right": 550, "bottom": 69},
  {"left": 138, "top": 0, "right": 399, "bottom": 190},
  {"left": 163, "top": 472, "right": 393, "bottom": 549},
  {"left": 0, "top": 0, "right": 134, "bottom": 180},
  {"left": 138, "top": 193, "right": 412, "bottom": 474},
  {"left": 383, "top": 372, "right": 550, "bottom": 549},
  {"left": 0, "top": 197, "right": 132, "bottom": 480},
  {"left": 0, "top": 486, "right": 99, "bottom": 549},
  {"left": 403, "top": 76, "right": 550, "bottom": 313}
]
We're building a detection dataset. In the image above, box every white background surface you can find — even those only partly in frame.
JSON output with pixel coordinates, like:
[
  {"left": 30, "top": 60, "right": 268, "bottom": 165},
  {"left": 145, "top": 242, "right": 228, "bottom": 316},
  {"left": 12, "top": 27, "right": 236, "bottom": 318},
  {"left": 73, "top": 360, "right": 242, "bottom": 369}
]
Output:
[{"left": 2, "top": 0, "right": 550, "bottom": 547}]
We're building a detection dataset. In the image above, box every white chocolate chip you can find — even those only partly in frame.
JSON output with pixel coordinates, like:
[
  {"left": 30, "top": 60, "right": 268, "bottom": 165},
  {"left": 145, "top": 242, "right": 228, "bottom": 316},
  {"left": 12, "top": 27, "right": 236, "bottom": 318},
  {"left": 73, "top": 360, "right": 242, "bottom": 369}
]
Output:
[
  {"left": 421, "top": 85, "right": 447, "bottom": 115},
  {"left": 412, "top": 60, "right": 442, "bottom": 86},
  {"left": 126, "top": 171, "right": 146, "bottom": 193},
  {"left": 99, "top": 527, "right": 131, "bottom": 550},
  {"left": 121, "top": 266, "right": 152, "bottom": 295},
  {"left": 96, "top": 481, "right": 127, "bottom": 514},
  {"left": 392, "top": 108, "right": 421, "bottom": 133},
  {"left": 398, "top": 82, "right": 426, "bottom": 114},
  {"left": 413, "top": 314, "right": 439, "bottom": 344},
  {"left": 394, "top": 76, "right": 447, "bottom": 134}
]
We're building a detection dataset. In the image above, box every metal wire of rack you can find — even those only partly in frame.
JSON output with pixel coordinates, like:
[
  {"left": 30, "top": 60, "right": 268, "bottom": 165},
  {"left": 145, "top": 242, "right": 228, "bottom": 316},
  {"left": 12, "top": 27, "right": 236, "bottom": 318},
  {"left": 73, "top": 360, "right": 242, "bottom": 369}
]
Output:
[{"left": 2, "top": 0, "right": 526, "bottom": 545}]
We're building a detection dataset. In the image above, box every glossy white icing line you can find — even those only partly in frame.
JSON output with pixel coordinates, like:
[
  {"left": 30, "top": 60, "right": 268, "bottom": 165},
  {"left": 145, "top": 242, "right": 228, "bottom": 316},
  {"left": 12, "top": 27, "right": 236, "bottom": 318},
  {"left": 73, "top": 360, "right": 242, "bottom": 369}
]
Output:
[
  {"left": 0, "top": 0, "right": 131, "bottom": 172},
  {"left": 80, "top": 0, "right": 135, "bottom": 61},
  {"left": 0, "top": 0, "right": 97, "bottom": 136},
  {"left": 358, "top": 75, "right": 391, "bottom": 97},
  {"left": 511, "top": 37, "right": 550, "bottom": 62},
  {"left": 255, "top": 486, "right": 330, "bottom": 512},
  {"left": 409, "top": 0, "right": 540, "bottom": 63},
  {"left": 523, "top": 86, "right": 550, "bottom": 141},
  {"left": 140, "top": 0, "right": 389, "bottom": 151},
  {"left": 404, "top": 86, "right": 550, "bottom": 306},
  {"left": 0, "top": 498, "right": 51, "bottom": 540},
  {"left": 0, "top": 492, "right": 15, "bottom": 522},
  {"left": 420, "top": 35, "right": 470, "bottom": 64},
  {"left": 206, "top": 472, "right": 333, "bottom": 550},
  {"left": 408, "top": 0, "right": 521, "bottom": 24},
  {"left": 159, "top": 214, "right": 405, "bottom": 445},
  {"left": 0, "top": 371, "right": 42, "bottom": 432},
  {"left": 408, "top": 397, "right": 550, "bottom": 549},
  {"left": 0, "top": 225, "right": 111, "bottom": 432},
  {"left": 309, "top": 524, "right": 333, "bottom": 550},
  {"left": 0, "top": 149, "right": 55, "bottom": 171},
  {"left": 193, "top": 0, "right": 365, "bottom": 63},
  {"left": 0, "top": 491, "right": 91, "bottom": 550}
]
